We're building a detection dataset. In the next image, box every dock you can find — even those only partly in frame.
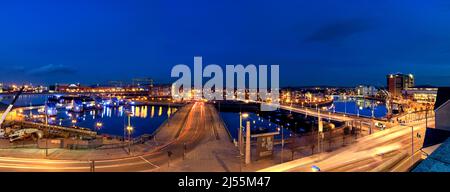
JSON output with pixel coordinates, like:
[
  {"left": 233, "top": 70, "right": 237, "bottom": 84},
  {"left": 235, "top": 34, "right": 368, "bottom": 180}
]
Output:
[{"left": 8, "top": 120, "right": 97, "bottom": 138}]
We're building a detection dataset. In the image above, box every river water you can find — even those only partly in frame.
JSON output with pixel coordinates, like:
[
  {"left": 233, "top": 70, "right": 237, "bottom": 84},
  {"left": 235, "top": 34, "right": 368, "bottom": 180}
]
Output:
[{"left": 22, "top": 105, "right": 177, "bottom": 138}]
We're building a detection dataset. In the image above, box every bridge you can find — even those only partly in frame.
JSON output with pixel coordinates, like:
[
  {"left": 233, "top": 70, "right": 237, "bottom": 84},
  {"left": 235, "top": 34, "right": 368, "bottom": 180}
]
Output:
[{"left": 247, "top": 99, "right": 380, "bottom": 123}]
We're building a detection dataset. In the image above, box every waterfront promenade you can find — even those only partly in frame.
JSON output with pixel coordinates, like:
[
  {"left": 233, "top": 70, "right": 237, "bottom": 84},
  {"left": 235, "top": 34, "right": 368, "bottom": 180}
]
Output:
[{"left": 0, "top": 103, "right": 192, "bottom": 170}]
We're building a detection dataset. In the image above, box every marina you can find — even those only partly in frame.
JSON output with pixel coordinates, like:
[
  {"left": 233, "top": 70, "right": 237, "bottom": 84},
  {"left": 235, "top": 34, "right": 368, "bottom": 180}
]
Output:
[{"left": 20, "top": 104, "right": 178, "bottom": 138}]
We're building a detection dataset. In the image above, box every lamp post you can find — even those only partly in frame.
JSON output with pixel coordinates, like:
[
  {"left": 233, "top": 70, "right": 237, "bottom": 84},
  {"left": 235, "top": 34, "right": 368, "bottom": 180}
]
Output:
[
  {"left": 71, "top": 119, "right": 77, "bottom": 127},
  {"left": 279, "top": 126, "right": 285, "bottom": 163},
  {"left": 328, "top": 112, "right": 331, "bottom": 122},
  {"left": 289, "top": 100, "right": 293, "bottom": 114},
  {"left": 96, "top": 122, "right": 103, "bottom": 130},
  {"left": 245, "top": 120, "right": 251, "bottom": 165},
  {"left": 45, "top": 107, "right": 48, "bottom": 157},
  {"left": 239, "top": 113, "right": 249, "bottom": 155},
  {"left": 126, "top": 125, "right": 133, "bottom": 155},
  {"left": 126, "top": 113, "right": 133, "bottom": 155},
  {"left": 344, "top": 96, "right": 347, "bottom": 117},
  {"left": 305, "top": 104, "right": 308, "bottom": 118},
  {"left": 317, "top": 105, "right": 323, "bottom": 161},
  {"left": 168, "top": 102, "right": 171, "bottom": 127}
]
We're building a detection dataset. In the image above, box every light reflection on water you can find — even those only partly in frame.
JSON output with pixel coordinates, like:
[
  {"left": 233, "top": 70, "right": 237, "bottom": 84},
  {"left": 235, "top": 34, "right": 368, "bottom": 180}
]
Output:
[
  {"left": 330, "top": 97, "right": 387, "bottom": 118},
  {"left": 220, "top": 112, "right": 292, "bottom": 141},
  {"left": 23, "top": 105, "right": 178, "bottom": 137}
]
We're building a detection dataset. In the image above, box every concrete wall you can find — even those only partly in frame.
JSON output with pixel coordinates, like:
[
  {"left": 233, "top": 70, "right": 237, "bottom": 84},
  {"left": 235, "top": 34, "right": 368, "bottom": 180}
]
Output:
[
  {"left": 0, "top": 139, "right": 11, "bottom": 148},
  {"left": 37, "top": 139, "right": 64, "bottom": 149},
  {"left": 436, "top": 102, "right": 450, "bottom": 131}
]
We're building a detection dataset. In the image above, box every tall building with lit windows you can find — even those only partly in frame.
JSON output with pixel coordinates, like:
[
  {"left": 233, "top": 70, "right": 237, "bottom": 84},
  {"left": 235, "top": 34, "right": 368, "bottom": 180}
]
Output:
[{"left": 386, "top": 73, "right": 414, "bottom": 97}]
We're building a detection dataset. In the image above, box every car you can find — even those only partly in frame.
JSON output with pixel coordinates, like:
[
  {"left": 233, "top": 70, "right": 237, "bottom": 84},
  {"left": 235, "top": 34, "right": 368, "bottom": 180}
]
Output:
[{"left": 375, "top": 122, "right": 386, "bottom": 130}]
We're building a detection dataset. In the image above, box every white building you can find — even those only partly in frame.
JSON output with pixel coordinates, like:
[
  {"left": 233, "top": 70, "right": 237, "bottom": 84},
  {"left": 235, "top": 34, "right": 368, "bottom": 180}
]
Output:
[
  {"left": 403, "top": 86, "right": 438, "bottom": 103},
  {"left": 356, "top": 85, "right": 377, "bottom": 97}
]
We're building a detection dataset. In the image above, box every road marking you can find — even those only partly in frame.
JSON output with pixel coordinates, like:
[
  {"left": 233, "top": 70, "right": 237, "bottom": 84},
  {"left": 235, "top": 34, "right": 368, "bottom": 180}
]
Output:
[{"left": 139, "top": 156, "right": 159, "bottom": 168}]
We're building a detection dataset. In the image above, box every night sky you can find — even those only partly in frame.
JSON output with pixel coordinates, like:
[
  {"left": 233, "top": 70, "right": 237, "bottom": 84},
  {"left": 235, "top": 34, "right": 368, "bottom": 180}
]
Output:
[{"left": 1, "top": 0, "right": 450, "bottom": 87}]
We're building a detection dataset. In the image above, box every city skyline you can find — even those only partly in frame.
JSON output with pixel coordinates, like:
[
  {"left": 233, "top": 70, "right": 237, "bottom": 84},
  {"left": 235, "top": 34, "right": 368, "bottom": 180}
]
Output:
[{"left": 1, "top": 0, "right": 450, "bottom": 86}]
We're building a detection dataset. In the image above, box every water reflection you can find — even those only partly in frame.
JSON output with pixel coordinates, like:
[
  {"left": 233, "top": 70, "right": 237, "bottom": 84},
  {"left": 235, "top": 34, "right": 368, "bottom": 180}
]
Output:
[
  {"left": 330, "top": 96, "right": 387, "bottom": 118},
  {"left": 22, "top": 105, "right": 178, "bottom": 137},
  {"left": 220, "top": 112, "right": 291, "bottom": 140}
]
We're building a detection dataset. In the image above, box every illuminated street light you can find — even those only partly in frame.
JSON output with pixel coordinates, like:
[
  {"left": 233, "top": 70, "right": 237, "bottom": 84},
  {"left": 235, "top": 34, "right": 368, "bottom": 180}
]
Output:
[
  {"left": 239, "top": 112, "right": 249, "bottom": 154},
  {"left": 238, "top": 112, "right": 249, "bottom": 171},
  {"left": 126, "top": 125, "right": 133, "bottom": 132},
  {"left": 96, "top": 122, "right": 103, "bottom": 129},
  {"left": 71, "top": 119, "right": 77, "bottom": 127}
]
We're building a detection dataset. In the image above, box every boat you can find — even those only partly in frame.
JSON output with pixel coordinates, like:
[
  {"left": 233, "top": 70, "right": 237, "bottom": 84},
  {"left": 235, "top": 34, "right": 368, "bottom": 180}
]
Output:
[
  {"left": 44, "top": 102, "right": 58, "bottom": 116},
  {"left": 69, "top": 99, "right": 84, "bottom": 113}
]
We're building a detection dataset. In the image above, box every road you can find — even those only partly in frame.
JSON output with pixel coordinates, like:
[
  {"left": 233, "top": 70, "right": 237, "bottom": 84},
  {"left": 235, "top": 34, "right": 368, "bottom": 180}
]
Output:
[
  {"left": 0, "top": 102, "right": 236, "bottom": 172},
  {"left": 259, "top": 119, "right": 432, "bottom": 172},
  {"left": 160, "top": 103, "right": 240, "bottom": 172}
]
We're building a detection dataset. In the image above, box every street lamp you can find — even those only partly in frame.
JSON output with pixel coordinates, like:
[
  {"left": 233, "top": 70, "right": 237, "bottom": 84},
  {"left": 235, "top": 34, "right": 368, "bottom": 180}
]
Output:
[
  {"left": 328, "top": 112, "right": 331, "bottom": 122},
  {"left": 126, "top": 125, "right": 133, "bottom": 155},
  {"left": 95, "top": 122, "right": 103, "bottom": 129},
  {"left": 239, "top": 113, "right": 249, "bottom": 158},
  {"left": 245, "top": 121, "right": 251, "bottom": 165},
  {"left": 238, "top": 112, "right": 248, "bottom": 172},
  {"left": 344, "top": 99, "right": 347, "bottom": 117},
  {"left": 239, "top": 113, "right": 249, "bottom": 149},
  {"left": 289, "top": 100, "right": 293, "bottom": 114},
  {"left": 71, "top": 119, "right": 77, "bottom": 127},
  {"left": 278, "top": 126, "right": 285, "bottom": 163},
  {"left": 126, "top": 112, "right": 133, "bottom": 155}
]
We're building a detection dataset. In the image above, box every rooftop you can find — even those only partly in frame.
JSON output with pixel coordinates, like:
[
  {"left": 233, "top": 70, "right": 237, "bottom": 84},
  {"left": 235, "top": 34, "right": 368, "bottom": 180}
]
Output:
[
  {"left": 434, "top": 87, "right": 450, "bottom": 110},
  {"left": 413, "top": 138, "right": 450, "bottom": 172}
]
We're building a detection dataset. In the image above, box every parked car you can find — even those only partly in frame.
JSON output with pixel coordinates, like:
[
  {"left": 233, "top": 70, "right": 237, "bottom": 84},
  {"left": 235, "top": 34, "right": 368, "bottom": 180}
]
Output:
[{"left": 375, "top": 122, "right": 386, "bottom": 130}]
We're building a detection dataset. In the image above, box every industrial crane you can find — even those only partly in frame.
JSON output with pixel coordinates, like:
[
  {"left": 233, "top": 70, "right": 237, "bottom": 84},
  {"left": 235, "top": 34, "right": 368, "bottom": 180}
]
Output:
[
  {"left": 0, "top": 86, "right": 25, "bottom": 127},
  {"left": 0, "top": 86, "right": 43, "bottom": 141}
]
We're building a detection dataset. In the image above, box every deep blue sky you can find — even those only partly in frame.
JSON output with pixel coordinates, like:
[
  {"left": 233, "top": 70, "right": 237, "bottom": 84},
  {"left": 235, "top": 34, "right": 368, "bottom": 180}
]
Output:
[{"left": 1, "top": 0, "right": 450, "bottom": 87}]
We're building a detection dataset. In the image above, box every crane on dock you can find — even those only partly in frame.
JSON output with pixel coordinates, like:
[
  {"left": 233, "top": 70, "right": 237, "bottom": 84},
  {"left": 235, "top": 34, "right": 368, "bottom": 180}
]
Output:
[
  {"left": 0, "top": 86, "right": 44, "bottom": 141},
  {"left": 0, "top": 86, "right": 24, "bottom": 128}
]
